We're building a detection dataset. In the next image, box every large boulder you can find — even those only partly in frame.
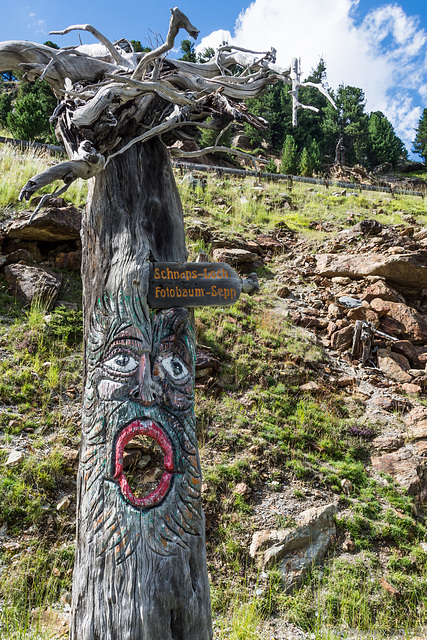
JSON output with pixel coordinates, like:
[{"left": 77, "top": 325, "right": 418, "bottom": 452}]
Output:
[
  {"left": 361, "top": 280, "right": 404, "bottom": 303},
  {"left": 377, "top": 349, "right": 412, "bottom": 384},
  {"left": 2, "top": 264, "right": 62, "bottom": 308},
  {"left": 372, "top": 447, "right": 427, "bottom": 502},
  {"left": 212, "top": 247, "right": 259, "bottom": 269},
  {"left": 4, "top": 205, "right": 82, "bottom": 242},
  {"left": 316, "top": 253, "right": 427, "bottom": 288},
  {"left": 370, "top": 300, "right": 427, "bottom": 343},
  {"left": 249, "top": 503, "right": 337, "bottom": 593},
  {"left": 372, "top": 407, "right": 427, "bottom": 502}
]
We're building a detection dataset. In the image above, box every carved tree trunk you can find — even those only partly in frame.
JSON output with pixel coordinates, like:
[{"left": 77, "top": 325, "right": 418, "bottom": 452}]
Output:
[{"left": 72, "top": 137, "right": 212, "bottom": 640}]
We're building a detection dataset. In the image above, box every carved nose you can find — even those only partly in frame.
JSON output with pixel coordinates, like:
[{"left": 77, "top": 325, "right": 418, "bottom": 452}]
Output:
[
  {"left": 129, "top": 384, "right": 157, "bottom": 405},
  {"left": 129, "top": 354, "right": 158, "bottom": 405}
]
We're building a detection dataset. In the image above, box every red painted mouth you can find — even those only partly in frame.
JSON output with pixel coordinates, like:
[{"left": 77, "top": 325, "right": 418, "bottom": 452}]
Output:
[{"left": 113, "top": 419, "right": 173, "bottom": 508}]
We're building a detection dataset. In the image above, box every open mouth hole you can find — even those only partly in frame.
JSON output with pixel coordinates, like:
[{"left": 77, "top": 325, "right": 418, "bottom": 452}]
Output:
[
  {"left": 123, "top": 435, "right": 165, "bottom": 501},
  {"left": 113, "top": 419, "right": 173, "bottom": 508}
]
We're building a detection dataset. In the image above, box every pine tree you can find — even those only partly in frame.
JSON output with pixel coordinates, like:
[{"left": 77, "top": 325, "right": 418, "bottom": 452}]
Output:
[
  {"left": 198, "top": 119, "right": 232, "bottom": 150},
  {"left": 413, "top": 108, "right": 427, "bottom": 162},
  {"left": 6, "top": 78, "right": 58, "bottom": 142},
  {"left": 43, "top": 40, "right": 59, "bottom": 49},
  {"left": 129, "top": 40, "right": 151, "bottom": 53},
  {"left": 299, "top": 147, "right": 312, "bottom": 176},
  {"left": 294, "top": 58, "right": 329, "bottom": 153},
  {"left": 321, "top": 85, "right": 369, "bottom": 165},
  {"left": 0, "top": 92, "right": 12, "bottom": 128},
  {"left": 281, "top": 134, "right": 298, "bottom": 174},
  {"left": 367, "top": 111, "right": 405, "bottom": 167},
  {"left": 179, "top": 39, "right": 197, "bottom": 62},
  {"left": 244, "top": 82, "right": 291, "bottom": 149},
  {"left": 265, "top": 158, "right": 277, "bottom": 173},
  {"left": 197, "top": 47, "right": 214, "bottom": 63},
  {"left": 308, "top": 139, "right": 322, "bottom": 172},
  {"left": 7, "top": 92, "right": 48, "bottom": 140}
]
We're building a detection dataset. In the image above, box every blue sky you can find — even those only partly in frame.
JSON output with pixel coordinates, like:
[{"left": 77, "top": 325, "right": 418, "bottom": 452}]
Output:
[{"left": 1, "top": 1, "right": 426, "bottom": 157}]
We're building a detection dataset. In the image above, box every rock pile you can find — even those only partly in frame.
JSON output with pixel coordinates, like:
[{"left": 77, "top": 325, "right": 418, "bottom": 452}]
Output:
[
  {"left": 270, "top": 219, "right": 427, "bottom": 501},
  {"left": 274, "top": 221, "right": 427, "bottom": 398},
  {"left": 0, "top": 202, "right": 82, "bottom": 306}
]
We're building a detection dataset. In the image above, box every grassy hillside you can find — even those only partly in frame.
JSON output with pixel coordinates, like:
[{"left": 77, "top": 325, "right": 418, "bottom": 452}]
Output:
[{"left": 1, "top": 144, "right": 427, "bottom": 639}]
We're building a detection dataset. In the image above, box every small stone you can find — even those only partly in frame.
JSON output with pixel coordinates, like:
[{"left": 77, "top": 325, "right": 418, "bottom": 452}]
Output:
[
  {"left": 342, "top": 538, "right": 356, "bottom": 552},
  {"left": 137, "top": 455, "right": 151, "bottom": 470},
  {"left": 5, "top": 450, "right": 25, "bottom": 467},
  {"left": 54, "top": 250, "right": 82, "bottom": 272},
  {"left": 338, "top": 296, "right": 362, "bottom": 308},
  {"left": 56, "top": 496, "right": 71, "bottom": 512},
  {"left": 123, "top": 449, "right": 142, "bottom": 469},
  {"left": 372, "top": 434, "right": 404, "bottom": 453},
  {"left": 234, "top": 482, "right": 250, "bottom": 496},
  {"left": 400, "top": 383, "right": 422, "bottom": 396},
  {"left": 142, "top": 467, "right": 162, "bottom": 483},
  {"left": 277, "top": 286, "right": 290, "bottom": 298},
  {"left": 330, "top": 324, "right": 354, "bottom": 351},
  {"left": 331, "top": 277, "right": 352, "bottom": 285},
  {"left": 60, "top": 591, "right": 72, "bottom": 605},
  {"left": 336, "top": 376, "right": 355, "bottom": 388},
  {"left": 300, "top": 381, "right": 320, "bottom": 392},
  {"left": 327, "top": 302, "right": 343, "bottom": 319},
  {"left": 347, "top": 306, "right": 379, "bottom": 327},
  {"left": 408, "top": 369, "right": 425, "bottom": 378}
]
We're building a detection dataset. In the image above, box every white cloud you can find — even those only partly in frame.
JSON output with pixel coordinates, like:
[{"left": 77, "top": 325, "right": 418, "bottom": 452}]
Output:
[
  {"left": 27, "top": 12, "right": 47, "bottom": 36},
  {"left": 197, "top": 0, "right": 427, "bottom": 156},
  {"left": 197, "top": 29, "right": 232, "bottom": 52}
]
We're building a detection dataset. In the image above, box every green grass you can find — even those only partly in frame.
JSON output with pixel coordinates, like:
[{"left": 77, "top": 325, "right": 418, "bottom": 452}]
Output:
[
  {"left": 283, "top": 549, "right": 427, "bottom": 634},
  {"left": 0, "top": 144, "right": 87, "bottom": 216},
  {"left": 178, "top": 172, "right": 427, "bottom": 244},
  {"left": 0, "top": 289, "right": 83, "bottom": 413},
  {"left": 0, "top": 539, "right": 74, "bottom": 639}
]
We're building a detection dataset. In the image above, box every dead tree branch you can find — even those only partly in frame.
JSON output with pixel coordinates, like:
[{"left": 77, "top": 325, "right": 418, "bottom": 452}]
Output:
[{"left": 132, "top": 7, "right": 199, "bottom": 80}]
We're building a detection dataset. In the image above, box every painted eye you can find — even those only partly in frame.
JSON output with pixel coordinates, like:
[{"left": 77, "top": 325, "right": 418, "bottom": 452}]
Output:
[
  {"left": 103, "top": 352, "right": 139, "bottom": 376},
  {"left": 161, "top": 355, "right": 189, "bottom": 382}
]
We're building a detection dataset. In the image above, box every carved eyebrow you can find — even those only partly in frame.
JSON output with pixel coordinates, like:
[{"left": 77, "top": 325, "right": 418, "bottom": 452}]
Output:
[
  {"left": 107, "top": 337, "right": 145, "bottom": 351},
  {"left": 157, "top": 338, "right": 191, "bottom": 366},
  {"left": 104, "top": 326, "right": 149, "bottom": 355}
]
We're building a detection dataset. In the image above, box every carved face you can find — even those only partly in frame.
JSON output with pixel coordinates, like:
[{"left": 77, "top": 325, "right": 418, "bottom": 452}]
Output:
[{"left": 81, "top": 290, "right": 202, "bottom": 562}]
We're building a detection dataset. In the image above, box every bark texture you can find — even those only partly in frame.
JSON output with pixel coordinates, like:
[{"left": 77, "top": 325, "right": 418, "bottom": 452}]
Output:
[{"left": 72, "top": 138, "right": 212, "bottom": 640}]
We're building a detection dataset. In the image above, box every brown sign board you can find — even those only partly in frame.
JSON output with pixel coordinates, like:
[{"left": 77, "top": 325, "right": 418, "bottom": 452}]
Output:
[{"left": 148, "top": 262, "right": 242, "bottom": 308}]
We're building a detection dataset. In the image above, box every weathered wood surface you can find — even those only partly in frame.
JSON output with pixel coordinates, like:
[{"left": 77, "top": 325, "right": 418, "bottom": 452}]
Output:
[
  {"left": 73, "top": 137, "right": 212, "bottom": 640},
  {"left": 351, "top": 320, "right": 374, "bottom": 366}
]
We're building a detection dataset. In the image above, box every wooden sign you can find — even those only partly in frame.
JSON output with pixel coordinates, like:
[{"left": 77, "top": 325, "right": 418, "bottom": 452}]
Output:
[{"left": 148, "top": 262, "right": 242, "bottom": 308}]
